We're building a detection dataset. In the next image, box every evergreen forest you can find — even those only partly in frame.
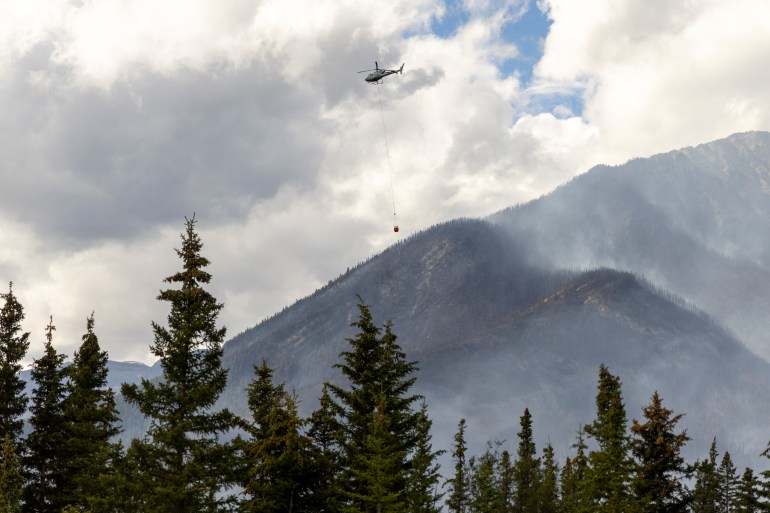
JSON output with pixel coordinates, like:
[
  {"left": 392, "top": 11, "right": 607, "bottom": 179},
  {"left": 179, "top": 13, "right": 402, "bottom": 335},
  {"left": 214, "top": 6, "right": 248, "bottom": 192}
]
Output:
[{"left": 3, "top": 217, "right": 770, "bottom": 513}]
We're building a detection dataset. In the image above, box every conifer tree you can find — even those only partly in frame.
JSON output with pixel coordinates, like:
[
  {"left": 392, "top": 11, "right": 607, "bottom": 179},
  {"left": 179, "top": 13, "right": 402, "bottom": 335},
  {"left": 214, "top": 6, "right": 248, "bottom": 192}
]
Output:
[
  {"left": 121, "top": 216, "right": 237, "bottom": 512},
  {"left": 498, "top": 450, "right": 515, "bottom": 513},
  {"left": 241, "top": 361, "right": 313, "bottom": 513},
  {"left": 307, "top": 385, "right": 342, "bottom": 512},
  {"left": 445, "top": 418, "right": 470, "bottom": 513},
  {"left": 405, "top": 401, "right": 444, "bottom": 513},
  {"left": 560, "top": 429, "right": 590, "bottom": 513},
  {"left": 345, "top": 395, "right": 406, "bottom": 513},
  {"left": 326, "top": 301, "right": 420, "bottom": 512},
  {"left": 630, "top": 391, "right": 690, "bottom": 513},
  {"left": 734, "top": 468, "right": 762, "bottom": 513},
  {"left": 584, "top": 365, "right": 635, "bottom": 513},
  {"left": 690, "top": 439, "right": 721, "bottom": 513},
  {"left": 60, "top": 313, "right": 121, "bottom": 511},
  {"left": 718, "top": 452, "right": 738, "bottom": 513},
  {"left": 0, "top": 283, "right": 30, "bottom": 447},
  {"left": 0, "top": 436, "right": 22, "bottom": 513},
  {"left": 513, "top": 408, "right": 541, "bottom": 513},
  {"left": 23, "top": 318, "right": 68, "bottom": 513},
  {"left": 539, "top": 443, "right": 559, "bottom": 513},
  {"left": 469, "top": 445, "right": 501, "bottom": 513}
]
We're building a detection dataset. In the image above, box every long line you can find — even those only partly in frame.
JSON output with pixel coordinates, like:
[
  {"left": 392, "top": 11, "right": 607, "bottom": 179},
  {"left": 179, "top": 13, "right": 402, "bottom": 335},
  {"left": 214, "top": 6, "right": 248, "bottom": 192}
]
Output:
[{"left": 377, "top": 83, "right": 397, "bottom": 219}]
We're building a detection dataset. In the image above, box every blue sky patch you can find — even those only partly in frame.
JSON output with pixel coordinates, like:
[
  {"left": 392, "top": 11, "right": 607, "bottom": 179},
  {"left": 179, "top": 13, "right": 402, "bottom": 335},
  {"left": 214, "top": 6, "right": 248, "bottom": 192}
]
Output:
[
  {"left": 430, "top": 0, "right": 471, "bottom": 39},
  {"left": 498, "top": 2, "right": 552, "bottom": 85}
]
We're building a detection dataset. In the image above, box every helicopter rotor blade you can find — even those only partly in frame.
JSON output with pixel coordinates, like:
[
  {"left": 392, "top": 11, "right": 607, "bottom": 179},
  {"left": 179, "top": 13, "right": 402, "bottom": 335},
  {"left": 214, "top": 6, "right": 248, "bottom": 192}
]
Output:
[{"left": 357, "top": 69, "right": 375, "bottom": 73}]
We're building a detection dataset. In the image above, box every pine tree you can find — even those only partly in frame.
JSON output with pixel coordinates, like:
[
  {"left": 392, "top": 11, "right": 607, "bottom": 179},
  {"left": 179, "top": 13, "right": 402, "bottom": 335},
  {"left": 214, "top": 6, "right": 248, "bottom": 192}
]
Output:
[
  {"left": 326, "top": 301, "right": 421, "bottom": 512},
  {"left": 539, "top": 443, "right": 559, "bottom": 513},
  {"left": 584, "top": 365, "right": 635, "bottom": 513},
  {"left": 345, "top": 395, "right": 406, "bottom": 513},
  {"left": 718, "top": 452, "right": 738, "bottom": 513},
  {"left": 445, "top": 418, "right": 470, "bottom": 513},
  {"left": 498, "top": 450, "right": 515, "bottom": 513},
  {"left": 690, "top": 439, "right": 721, "bottom": 513},
  {"left": 241, "top": 361, "right": 313, "bottom": 513},
  {"left": 0, "top": 283, "right": 30, "bottom": 447},
  {"left": 630, "top": 391, "right": 690, "bottom": 513},
  {"left": 734, "top": 468, "right": 762, "bottom": 513},
  {"left": 121, "top": 216, "right": 237, "bottom": 513},
  {"left": 405, "top": 401, "right": 444, "bottom": 513},
  {"left": 0, "top": 436, "right": 22, "bottom": 513},
  {"left": 513, "top": 408, "right": 541, "bottom": 513},
  {"left": 470, "top": 444, "right": 501, "bottom": 513},
  {"left": 60, "top": 313, "right": 121, "bottom": 511},
  {"left": 307, "top": 385, "right": 342, "bottom": 512},
  {"left": 22, "top": 318, "right": 68, "bottom": 513},
  {"left": 560, "top": 429, "right": 590, "bottom": 513}
]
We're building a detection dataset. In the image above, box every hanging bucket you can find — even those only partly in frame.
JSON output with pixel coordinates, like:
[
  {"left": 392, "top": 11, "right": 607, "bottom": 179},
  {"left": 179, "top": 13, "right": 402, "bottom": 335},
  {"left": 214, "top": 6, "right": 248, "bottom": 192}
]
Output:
[{"left": 393, "top": 225, "right": 399, "bottom": 233}]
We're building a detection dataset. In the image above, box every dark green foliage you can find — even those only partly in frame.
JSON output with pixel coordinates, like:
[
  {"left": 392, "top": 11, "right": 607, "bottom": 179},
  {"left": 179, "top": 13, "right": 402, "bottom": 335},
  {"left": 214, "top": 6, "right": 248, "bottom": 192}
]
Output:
[
  {"left": 445, "top": 418, "right": 470, "bottom": 513},
  {"left": 718, "top": 452, "right": 738, "bottom": 513},
  {"left": 61, "top": 313, "right": 121, "bottom": 511},
  {"left": 344, "top": 396, "right": 406, "bottom": 513},
  {"left": 539, "top": 443, "right": 559, "bottom": 513},
  {"left": 584, "top": 365, "right": 635, "bottom": 513},
  {"left": 734, "top": 468, "right": 762, "bottom": 513},
  {"left": 121, "top": 216, "right": 237, "bottom": 513},
  {"left": 690, "top": 439, "right": 721, "bottom": 513},
  {"left": 307, "top": 385, "right": 342, "bottom": 512},
  {"left": 470, "top": 445, "right": 501, "bottom": 513},
  {"left": 630, "top": 391, "right": 690, "bottom": 513},
  {"left": 23, "top": 318, "right": 68, "bottom": 513},
  {"left": 513, "top": 408, "right": 541, "bottom": 513},
  {"left": 326, "top": 301, "right": 421, "bottom": 512},
  {"left": 498, "top": 450, "right": 514, "bottom": 513},
  {"left": 405, "top": 401, "right": 444, "bottom": 513},
  {"left": 560, "top": 429, "right": 590, "bottom": 513},
  {"left": 0, "top": 436, "right": 22, "bottom": 513},
  {"left": 241, "top": 361, "right": 313, "bottom": 513},
  {"left": 0, "top": 283, "right": 30, "bottom": 447}
]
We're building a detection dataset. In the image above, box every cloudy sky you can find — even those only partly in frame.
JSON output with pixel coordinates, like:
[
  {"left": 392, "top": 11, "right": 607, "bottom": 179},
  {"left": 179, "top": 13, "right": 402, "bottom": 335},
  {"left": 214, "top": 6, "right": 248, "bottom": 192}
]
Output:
[{"left": 3, "top": 0, "right": 770, "bottom": 363}]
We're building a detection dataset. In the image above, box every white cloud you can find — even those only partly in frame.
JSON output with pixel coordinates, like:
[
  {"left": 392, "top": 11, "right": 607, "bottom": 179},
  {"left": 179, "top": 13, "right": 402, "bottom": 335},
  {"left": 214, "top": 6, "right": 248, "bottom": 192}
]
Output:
[
  {"left": 536, "top": 0, "right": 770, "bottom": 163},
  {"left": 4, "top": 0, "right": 769, "bottom": 365}
]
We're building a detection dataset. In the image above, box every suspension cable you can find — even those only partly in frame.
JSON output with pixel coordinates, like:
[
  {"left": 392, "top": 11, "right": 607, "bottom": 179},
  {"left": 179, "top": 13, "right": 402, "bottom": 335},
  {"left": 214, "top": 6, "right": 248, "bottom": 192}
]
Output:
[{"left": 376, "top": 83, "right": 397, "bottom": 221}]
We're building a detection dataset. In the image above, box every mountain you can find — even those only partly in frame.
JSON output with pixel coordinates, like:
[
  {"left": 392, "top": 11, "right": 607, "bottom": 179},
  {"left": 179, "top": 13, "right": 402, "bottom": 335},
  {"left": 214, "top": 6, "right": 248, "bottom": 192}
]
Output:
[
  {"left": 115, "top": 131, "right": 770, "bottom": 469},
  {"left": 490, "top": 131, "right": 770, "bottom": 361}
]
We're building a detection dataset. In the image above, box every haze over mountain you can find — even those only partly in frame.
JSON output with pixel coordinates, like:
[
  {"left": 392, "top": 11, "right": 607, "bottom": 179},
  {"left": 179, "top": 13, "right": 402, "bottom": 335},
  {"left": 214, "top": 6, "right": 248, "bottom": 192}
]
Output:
[
  {"left": 198, "top": 131, "right": 770, "bottom": 469},
  {"left": 108, "top": 131, "right": 770, "bottom": 469}
]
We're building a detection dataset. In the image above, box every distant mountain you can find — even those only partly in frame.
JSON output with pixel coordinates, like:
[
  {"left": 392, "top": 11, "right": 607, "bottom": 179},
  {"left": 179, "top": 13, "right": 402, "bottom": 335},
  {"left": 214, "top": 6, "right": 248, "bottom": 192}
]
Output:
[
  {"left": 115, "top": 132, "right": 770, "bottom": 469},
  {"left": 490, "top": 131, "right": 770, "bottom": 361}
]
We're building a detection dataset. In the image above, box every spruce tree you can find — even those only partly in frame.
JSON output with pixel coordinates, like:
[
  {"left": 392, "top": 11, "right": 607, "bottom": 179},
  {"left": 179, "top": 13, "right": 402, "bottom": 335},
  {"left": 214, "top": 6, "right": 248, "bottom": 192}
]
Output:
[
  {"left": 718, "top": 452, "right": 738, "bottom": 513},
  {"left": 560, "top": 429, "right": 590, "bottom": 513},
  {"left": 513, "top": 408, "right": 541, "bottom": 513},
  {"left": 470, "top": 445, "right": 501, "bottom": 513},
  {"left": 241, "top": 361, "right": 313, "bottom": 513},
  {"left": 405, "top": 401, "right": 444, "bottom": 513},
  {"left": 630, "top": 391, "right": 690, "bottom": 513},
  {"left": 345, "top": 395, "right": 406, "bottom": 513},
  {"left": 734, "top": 468, "right": 762, "bottom": 513},
  {"left": 539, "top": 443, "right": 559, "bottom": 513},
  {"left": 307, "top": 385, "right": 342, "bottom": 512},
  {"left": 22, "top": 318, "right": 68, "bottom": 513},
  {"left": 584, "top": 365, "right": 635, "bottom": 513},
  {"left": 121, "top": 216, "right": 237, "bottom": 513},
  {"left": 60, "top": 313, "right": 121, "bottom": 511},
  {"left": 326, "top": 301, "right": 420, "bottom": 512},
  {"left": 498, "top": 450, "right": 515, "bottom": 513},
  {"left": 0, "top": 283, "right": 30, "bottom": 447},
  {"left": 690, "top": 439, "right": 721, "bottom": 513},
  {"left": 445, "top": 418, "right": 470, "bottom": 513},
  {"left": 0, "top": 436, "right": 22, "bottom": 513}
]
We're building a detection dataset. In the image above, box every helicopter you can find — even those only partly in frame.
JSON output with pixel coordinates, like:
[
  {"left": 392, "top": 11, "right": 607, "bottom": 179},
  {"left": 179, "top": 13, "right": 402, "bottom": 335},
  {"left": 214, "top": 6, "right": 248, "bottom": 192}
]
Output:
[{"left": 358, "top": 62, "right": 404, "bottom": 84}]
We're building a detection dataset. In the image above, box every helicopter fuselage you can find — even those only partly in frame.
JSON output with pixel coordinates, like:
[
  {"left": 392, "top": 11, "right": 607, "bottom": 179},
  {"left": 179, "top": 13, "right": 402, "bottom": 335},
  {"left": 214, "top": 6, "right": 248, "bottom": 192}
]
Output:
[{"left": 365, "top": 70, "right": 395, "bottom": 83}]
